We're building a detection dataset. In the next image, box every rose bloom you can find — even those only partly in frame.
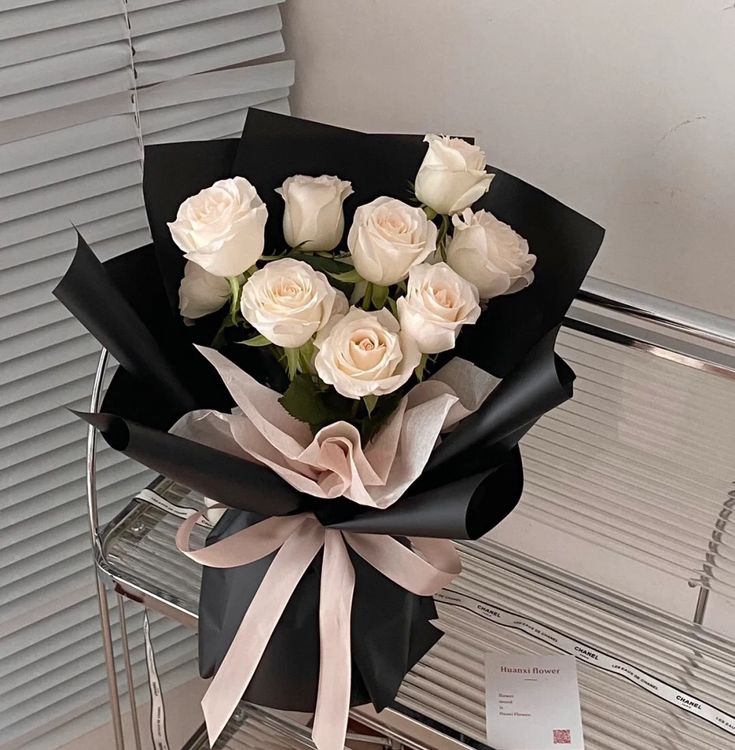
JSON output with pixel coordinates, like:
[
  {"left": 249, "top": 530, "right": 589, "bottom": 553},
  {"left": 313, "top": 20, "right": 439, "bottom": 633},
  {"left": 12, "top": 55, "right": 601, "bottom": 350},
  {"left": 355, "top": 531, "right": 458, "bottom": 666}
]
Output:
[
  {"left": 314, "top": 307, "right": 421, "bottom": 399},
  {"left": 168, "top": 176, "right": 267, "bottom": 277},
  {"left": 347, "top": 197, "right": 437, "bottom": 286},
  {"left": 447, "top": 209, "right": 536, "bottom": 299},
  {"left": 276, "top": 174, "right": 353, "bottom": 252},
  {"left": 397, "top": 262, "right": 480, "bottom": 354},
  {"left": 178, "top": 261, "right": 230, "bottom": 321},
  {"left": 414, "top": 134, "right": 494, "bottom": 215},
  {"left": 240, "top": 258, "right": 347, "bottom": 349}
]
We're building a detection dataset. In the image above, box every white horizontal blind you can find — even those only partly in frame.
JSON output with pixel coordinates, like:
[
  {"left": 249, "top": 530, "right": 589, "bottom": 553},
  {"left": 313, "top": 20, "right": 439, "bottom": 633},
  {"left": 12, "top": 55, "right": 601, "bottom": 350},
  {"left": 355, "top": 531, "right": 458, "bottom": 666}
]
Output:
[
  {"left": 0, "top": 1, "right": 293, "bottom": 747},
  {"left": 128, "top": 0, "right": 286, "bottom": 86}
]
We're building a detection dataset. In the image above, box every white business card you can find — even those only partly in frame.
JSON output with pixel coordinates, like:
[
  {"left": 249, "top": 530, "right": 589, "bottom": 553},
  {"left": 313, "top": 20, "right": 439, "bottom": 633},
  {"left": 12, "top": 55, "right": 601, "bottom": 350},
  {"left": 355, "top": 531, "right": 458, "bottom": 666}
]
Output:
[{"left": 486, "top": 654, "right": 584, "bottom": 749}]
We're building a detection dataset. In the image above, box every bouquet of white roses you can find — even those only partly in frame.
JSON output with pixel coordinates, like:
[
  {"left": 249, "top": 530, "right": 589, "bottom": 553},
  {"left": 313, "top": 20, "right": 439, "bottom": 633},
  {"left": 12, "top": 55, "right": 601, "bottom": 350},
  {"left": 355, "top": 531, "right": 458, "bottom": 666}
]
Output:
[
  {"left": 172, "top": 133, "right": 534, "bottom": 444},
  {"left": 55, "top": 110, "right": 603, "bottom": 750}
]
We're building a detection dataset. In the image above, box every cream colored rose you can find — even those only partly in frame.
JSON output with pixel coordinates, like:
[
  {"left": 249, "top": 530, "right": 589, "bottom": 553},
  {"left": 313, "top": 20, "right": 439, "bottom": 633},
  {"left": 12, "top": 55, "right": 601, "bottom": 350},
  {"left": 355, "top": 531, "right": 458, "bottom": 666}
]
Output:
[
  {"left": 347, "top": 197, "right": 437, "bottom": 286},
  {"left": 447, "top": 209, "right": 536, "bottom": 299},
  {"left": 240, "top": 258, "right": 347, "bottom": 348},
  {"left": 276, "top": 174, "right": 353, "bottom": 252},
  {"left": 314, "top": 307, "right": 421, "bottom": 399},
  {"left": 168, "top": 176, "right": 267, "bottom": 277},
  {"left": 178, "top": 261, "right": 230, "bottom": 321},
  {"left": 415, "top": 134, "right": 494, "bottom": 215},
  {"left": 397, "top": 262, "right": 480, "bottom": 354}
]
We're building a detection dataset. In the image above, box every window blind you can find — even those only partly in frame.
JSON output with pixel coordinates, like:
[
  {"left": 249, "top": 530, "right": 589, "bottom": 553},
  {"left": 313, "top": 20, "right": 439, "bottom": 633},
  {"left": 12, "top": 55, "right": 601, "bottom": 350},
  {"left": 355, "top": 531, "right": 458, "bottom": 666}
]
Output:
[{"left": 0, "top": 1, "right": 293, "bottom": 747}]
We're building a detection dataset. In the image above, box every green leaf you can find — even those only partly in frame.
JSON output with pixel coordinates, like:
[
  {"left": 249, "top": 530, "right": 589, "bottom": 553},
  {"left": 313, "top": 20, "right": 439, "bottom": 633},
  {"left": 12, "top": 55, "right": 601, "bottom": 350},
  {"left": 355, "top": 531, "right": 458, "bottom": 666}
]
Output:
[
  {"left": 422, "top": 205, "right": 437, "bottom": 220},
  {"left": 279, "top": 375, "right": 355, "bottom": 432},
  {"left": 358, "top": 389, "right": 404, "bottom": 442},
  {"left": 290, "top": 251, "right": 351, "bottom": 274},
  {"left": 371, "top": 284, "right": 390, "bottom": 309},
  {"left": 238, "top": 334, "right": 271, "bottom": 347},
  {"left": 278, "top": 375, "right": 329, "bottom": 425},
  {"left": 261, "top": 249, "right": 290, "bottom": 261},
  {"left": 286, "top": 252, "right": 356, "bottom": 295},
  {"left": 387, "top": 296, "right": 399, "bottom": 318},
  {"left": 328, "top": 268, "right": 364, "bottom": 284},
  {"left": 363, "top": 394, "right": 378, "bottom": 415}
]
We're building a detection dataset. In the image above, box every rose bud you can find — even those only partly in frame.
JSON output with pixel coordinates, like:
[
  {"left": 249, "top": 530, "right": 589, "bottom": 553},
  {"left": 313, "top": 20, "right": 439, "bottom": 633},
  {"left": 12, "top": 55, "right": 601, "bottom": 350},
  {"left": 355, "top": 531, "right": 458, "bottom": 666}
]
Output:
[
  {"left": 178, "top": 261, "right": 231, "bottom": 321},
  {"left": 415, "top": 134, "right": 494, "bottom": 215},
  {"left": 276, "top": 174, "right": 353, "bottom": 252}
]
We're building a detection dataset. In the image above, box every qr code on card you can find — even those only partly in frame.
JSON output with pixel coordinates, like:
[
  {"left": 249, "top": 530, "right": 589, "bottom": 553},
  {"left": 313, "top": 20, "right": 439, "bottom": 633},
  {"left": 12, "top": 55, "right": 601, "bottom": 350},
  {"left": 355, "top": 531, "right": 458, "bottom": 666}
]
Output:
[{"left": 553, "top": 729, "right": 572, "bottom": 744}]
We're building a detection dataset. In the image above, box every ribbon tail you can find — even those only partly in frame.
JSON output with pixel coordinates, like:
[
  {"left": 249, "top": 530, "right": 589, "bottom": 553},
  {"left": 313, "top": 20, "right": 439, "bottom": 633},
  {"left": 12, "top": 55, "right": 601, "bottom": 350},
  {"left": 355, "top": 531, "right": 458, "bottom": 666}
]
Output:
[
  {"left": 312, "top": 530, "right": 356, "bottom": 750},
  {"left": 345, "top": 533, "right": 461, "bottom": 596},
  {"left": 201, "top": 518, "right": 325, "bottom": 746},
  {"left": 176, "top": 509, "right": 310, "bottom": 568}
]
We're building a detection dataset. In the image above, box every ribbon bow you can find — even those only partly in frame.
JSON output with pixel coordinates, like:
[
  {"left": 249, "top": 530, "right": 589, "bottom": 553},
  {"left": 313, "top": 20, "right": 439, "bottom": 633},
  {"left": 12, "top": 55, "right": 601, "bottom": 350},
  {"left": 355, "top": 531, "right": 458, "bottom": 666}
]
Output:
[{"left": 176, "top": 509, "right": 461, "bottom": 750}]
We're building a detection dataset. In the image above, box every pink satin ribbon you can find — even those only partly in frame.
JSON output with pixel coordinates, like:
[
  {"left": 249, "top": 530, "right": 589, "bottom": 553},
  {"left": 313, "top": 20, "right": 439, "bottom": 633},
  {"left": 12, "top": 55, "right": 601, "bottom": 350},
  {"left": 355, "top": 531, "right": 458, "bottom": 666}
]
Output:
[{"left": 176, "top": 509, "right": 461, "bottom": 750}]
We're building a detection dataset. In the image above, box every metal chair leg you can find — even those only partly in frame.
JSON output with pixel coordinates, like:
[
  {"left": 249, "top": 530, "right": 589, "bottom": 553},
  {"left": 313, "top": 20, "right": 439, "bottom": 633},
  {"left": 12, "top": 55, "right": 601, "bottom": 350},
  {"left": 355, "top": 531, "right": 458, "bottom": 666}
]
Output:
[
  {"left": 96, "top": 576, "right": 125, "bottom": 749},
  {"left": 118, "top": 593, "right": 143, "bottom": 750},
  {"left": 87, "top": 350, "right": 125, "bottom": 748}
]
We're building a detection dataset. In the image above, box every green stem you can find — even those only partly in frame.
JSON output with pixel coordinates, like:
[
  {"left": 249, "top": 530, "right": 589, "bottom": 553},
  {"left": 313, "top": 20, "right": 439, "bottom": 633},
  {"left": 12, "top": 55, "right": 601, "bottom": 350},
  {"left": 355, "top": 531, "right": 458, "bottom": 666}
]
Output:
[
  {"left": 284, "top": 347, "right": 300, "bottom": 380},
  {"left": 362, "top": 281, "right": 373, "bottom": 310},
  {"left": 414, "top": 353, "right": 429, "bottom": 382},
  {"left": 211, "top": 319, "right": 228, "bottom": 348},
  {"left": 298, "top": 340, "right": 316, "bottom": 375},
  {"left": 437, "top": 214, "right": 450, "bottom": 262},
  {"left": 227, "top": 276, "right": 241, "bottom": 326}
]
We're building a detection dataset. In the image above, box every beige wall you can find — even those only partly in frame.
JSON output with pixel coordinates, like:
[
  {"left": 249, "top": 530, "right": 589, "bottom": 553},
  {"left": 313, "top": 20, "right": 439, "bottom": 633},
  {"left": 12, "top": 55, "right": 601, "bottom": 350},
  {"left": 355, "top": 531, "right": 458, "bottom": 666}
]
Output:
[{"left": 282, "top": 0, "right": 735, "bottom": 318}]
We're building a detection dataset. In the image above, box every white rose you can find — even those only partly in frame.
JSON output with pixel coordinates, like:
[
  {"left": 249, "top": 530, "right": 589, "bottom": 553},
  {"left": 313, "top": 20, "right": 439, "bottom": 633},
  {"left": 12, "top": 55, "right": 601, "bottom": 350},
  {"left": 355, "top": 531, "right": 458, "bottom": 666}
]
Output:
[
  {"left": 397, "top": 262, "right": 480, "bottom": 354},
  {"left": 347, "top": 197, "right": 437, "bottom": 286},
  {"left": 447, "top": 208, "right": 536, "bottom": 299},
  {"left": 314, "top": 307, "right": 421, "bottom": 399},
  {"left": 414, "top": 134, "right": 494, "bottom": 215},
  {"left": 168, "top": 176, "right": 267, "bottom": 277},
  {"left": 178, "top": 261, "right": 231, "bottom": 321},
  {"left": 240, "top": 258, "right": 347, "bottom": 348},
  {"left": 276, "top": 174, "right": 353, "bottom": 252}
]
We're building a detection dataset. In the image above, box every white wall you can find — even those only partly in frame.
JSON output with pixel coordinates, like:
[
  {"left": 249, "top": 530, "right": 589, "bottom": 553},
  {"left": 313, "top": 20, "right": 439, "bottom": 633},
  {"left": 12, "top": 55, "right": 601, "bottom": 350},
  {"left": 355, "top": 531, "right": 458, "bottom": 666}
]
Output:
[{"left": 282, "top": 0, "right": 735, "bottom": 318}]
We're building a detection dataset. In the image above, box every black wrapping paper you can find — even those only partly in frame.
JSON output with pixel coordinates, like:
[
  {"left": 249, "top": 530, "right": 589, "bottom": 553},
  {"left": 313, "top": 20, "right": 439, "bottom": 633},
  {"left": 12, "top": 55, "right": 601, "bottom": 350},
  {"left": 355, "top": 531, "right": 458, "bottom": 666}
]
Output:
[
  {"left": 198, "top": 510, "right": 441, "bottom": 712},
  {"left": 53, "top": 109, "right": 604, "bottom": 716}
]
